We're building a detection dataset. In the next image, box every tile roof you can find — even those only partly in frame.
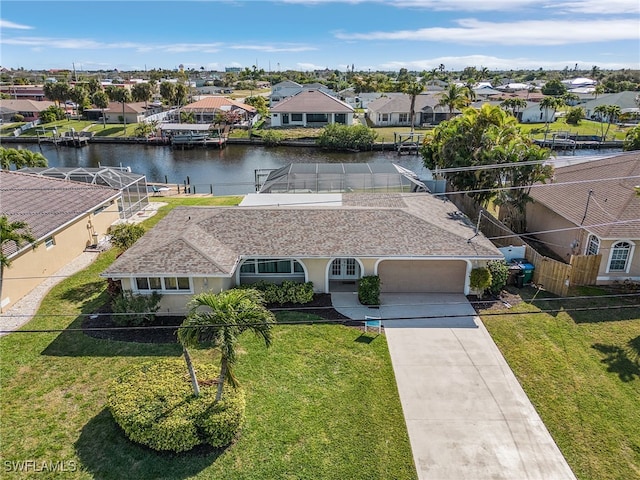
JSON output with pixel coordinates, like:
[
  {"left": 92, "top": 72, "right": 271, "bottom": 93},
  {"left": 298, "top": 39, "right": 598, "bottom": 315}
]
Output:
[
  {"left": 0, "top": 171, "right": 121, "bottom": 257},
  {"left": 104, "top": 193, "right": 501, "bottom": 278},
  {"left": 270, "top": 90, "right": 353, "bottom": 114},
  {"left": 183, "top": 96, "right": 256, "bottom": 113},
  {"left": 529, "top": 152, "right": 640, "bottom": 239}
]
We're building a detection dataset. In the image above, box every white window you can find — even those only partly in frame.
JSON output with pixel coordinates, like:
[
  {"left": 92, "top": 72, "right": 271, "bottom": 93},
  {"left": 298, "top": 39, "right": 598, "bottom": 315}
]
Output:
[
  {"left": 608, "top": 241, "right": 633, "bottom": 272},
  {"left": 134, "top": 276, "right": 191, "bottom": 293},
  {"left": 586, "top": 235, "right": 600, "bottom": 255},
  {"left": 45, "top": 237, "right": 55, "bottom": 249}
]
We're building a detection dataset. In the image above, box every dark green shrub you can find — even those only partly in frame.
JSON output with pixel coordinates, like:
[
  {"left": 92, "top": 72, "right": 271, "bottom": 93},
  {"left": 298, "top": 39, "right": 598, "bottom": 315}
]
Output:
[
  {"left": 261, "top": 130, "right": 284, "bottom": 146},
  {"left": 109, "top": 223, "right": 146, "bottom": 251},
  {"left": 108, "top": 359, "right": 245, "bottom": 453},
  {"left": 486, "top": 260, "right": 509, "bottom": 295},
  {"left": 316, "top": 123, "right": 377, "bottom": 151},
  {"left": 358, "top": 275, "right": 380, "bottom": 306},
  {"left": 565, "top": 106, "right": 585, "bottom": 125},
  {"left": 12, "top": 114, "right": 24, "bottom": 122},
  {"left": 470, "top": 267, "right": 492, "bottom": 296},
  {"left": 111, "top": 291, "right": 162, "bottom": 326},
  {"left": 238, "top": 281, "right": 313, "bottom": 305}
]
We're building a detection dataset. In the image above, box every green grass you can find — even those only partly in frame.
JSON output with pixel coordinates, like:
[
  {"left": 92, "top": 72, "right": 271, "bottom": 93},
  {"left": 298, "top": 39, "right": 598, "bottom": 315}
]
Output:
[
  {"left": 481, "top": 286, "right": 640, "bottom": 480},
  {"left": 518, "top": 118, "right": 630, "bottom": 141},
  {"left": 0, "top": 198, "right": 415, "bottom": 479}
]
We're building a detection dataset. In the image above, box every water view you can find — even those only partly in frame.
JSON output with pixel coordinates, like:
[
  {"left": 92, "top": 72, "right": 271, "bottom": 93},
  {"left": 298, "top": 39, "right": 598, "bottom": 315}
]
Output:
[
  {"left": 14, "top": 143, "right": 432, "bottom": 196},
  {"left": 13, "top": 142, "right": 623, "bottom": 196}
]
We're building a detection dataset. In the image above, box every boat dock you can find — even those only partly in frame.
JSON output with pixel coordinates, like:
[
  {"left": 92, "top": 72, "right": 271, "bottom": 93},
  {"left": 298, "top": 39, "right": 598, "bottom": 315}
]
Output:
[{"left": 534, "top": 132, "right": 624, "bottom": 151}]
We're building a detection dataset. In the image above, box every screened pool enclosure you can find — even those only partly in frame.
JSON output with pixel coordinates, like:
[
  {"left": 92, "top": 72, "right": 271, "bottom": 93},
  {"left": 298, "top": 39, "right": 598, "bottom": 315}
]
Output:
[
  {"left": 256, "top": 163, "right": 428, "bottom": 194},
  {"left": 19, "top": 166, "right": 148, "bottom": 219}
]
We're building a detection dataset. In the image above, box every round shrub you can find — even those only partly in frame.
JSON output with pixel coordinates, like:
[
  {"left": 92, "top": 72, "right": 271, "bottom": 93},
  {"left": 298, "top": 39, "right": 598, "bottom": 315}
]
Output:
[
  {"left": 470, "top": 267, "right": 492, "bottom": 293},
  {"left": 108, "top": 359, "right": 245, "bottom": 452}
]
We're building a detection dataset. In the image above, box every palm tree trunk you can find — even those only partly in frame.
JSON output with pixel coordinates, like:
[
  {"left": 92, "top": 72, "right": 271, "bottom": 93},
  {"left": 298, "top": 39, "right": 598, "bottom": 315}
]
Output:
[
  {"left": 216, "top": 357, "right": 228, "bottom": 402},
  {"left": 182, "top": 347, "right": 200, "bottom": 397},
  {"left": 0, "top": 263, "right": 4, "bottom": 314}
]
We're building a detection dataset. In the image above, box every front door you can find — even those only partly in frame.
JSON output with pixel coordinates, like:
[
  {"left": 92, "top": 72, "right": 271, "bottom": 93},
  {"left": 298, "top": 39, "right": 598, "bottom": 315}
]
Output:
[
  {"left": 282, "top": 114, "right": 289, "bottom": 125},
  {"left": 329, "top": 258, "right": 360, "bottom": 280}
]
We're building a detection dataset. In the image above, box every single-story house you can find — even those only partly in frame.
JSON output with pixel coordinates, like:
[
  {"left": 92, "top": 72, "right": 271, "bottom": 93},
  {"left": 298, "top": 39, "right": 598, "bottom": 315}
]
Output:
[
  {"left": 580, "top": 91, "right": 639, "bottom": 120},
  {"left": 525, "top": 152, "right": 640, "bottom": 284},
  {"left": 366, "top": 93, "right": 448, "bottom": 127},
  {"left": 83, "top": 102, "right": 155, "bottom": 124},
  {"left": 270, "top": 80, "right": 335, "bottom": 107},
  {"left": 337, "top": 89, "right": 403, "bottom": 109},
  {"left": 270, "top": 90, "right": 354, "bottom": 127},
  {"left": 0, "top": 171, "right": 121, "bottom": 312},
  {"left": 102, "top": 193, "right": 503, "bottom": 314},
  {"left": 0, "top": 85, "right": 47, "bottom": 101},
  {"left": 179, "top": 96, "right": 256, "bottom": 125},
  {"left": 0, "top": 99, "right": 55, "bottom": 122}
]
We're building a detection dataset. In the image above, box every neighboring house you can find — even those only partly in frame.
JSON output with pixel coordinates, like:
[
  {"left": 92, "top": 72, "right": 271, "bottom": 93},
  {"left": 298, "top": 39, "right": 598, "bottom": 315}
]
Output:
[
  {"left": 0, "top": 171, "right": 121, "bottom": 312},
  {"left": 0, "top": 99, "right": 54, "bottom": 122},
  {"left": 525, "top": 152, "right": 640, "bottom": 284},
  {"left": 179, "top": 96, "right": 256, "bottom": 125},
  {"left": 102, "top": 193, "right": 503, "bottom": 314},
  {"left": 270, "top": 90, "right": 354, "bottom": 127},
  {"left": 516, "top": 101, "right": 556, "bottom": 124},
  {"left": 0, "top": 85, "right": 47, "bottom": 101},
  {"left": 83, "top": 102, "right": 157, "bottom": 124},
  {"left": 270, "top": 80, "right": 334, "bottom": 107},
  {"left": 580, "top": 91, "right": 640, "bottom": 120},
  {"left": 338, "top": 89, "right": 403, "bottom": 109},
  {"left": 366, "top": 93, "right": 447, "bottom": 127}
]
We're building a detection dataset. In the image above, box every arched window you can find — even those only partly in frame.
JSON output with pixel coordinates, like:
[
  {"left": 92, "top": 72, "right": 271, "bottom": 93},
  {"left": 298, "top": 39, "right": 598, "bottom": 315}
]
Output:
[
  {"left": 608, "top": 241, "right": 633, "bottom": 272},
  {"left": 586, "top": 235, "right": 600, "bottom": 256}
]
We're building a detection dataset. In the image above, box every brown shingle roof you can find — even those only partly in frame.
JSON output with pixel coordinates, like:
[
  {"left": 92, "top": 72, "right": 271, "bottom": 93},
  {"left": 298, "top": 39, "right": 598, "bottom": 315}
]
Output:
[
  {"left": 103, "top": 193, "right": 501, "bottom": 278},
  {"left": 270, "top": 90, "right": 353, "bottom": 114},
  {"left": 530, "top": 152, "right": 640, "bottom": 238},
  {"left": 0, "top": 171, "right": 121, "bottom": 257}
]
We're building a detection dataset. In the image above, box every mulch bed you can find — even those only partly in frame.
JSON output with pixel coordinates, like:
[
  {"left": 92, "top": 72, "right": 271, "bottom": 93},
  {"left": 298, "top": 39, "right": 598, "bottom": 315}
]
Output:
[
  {"left": 82, "top": 294, "right": 351, "bottom": 344},
  {"left": 467, "top": 287, "right": 524, "bottom": 313}
]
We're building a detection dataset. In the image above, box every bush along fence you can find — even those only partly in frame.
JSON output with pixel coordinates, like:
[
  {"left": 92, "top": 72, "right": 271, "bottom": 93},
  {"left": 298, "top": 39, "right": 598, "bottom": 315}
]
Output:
[{"left": 450, "top": 191, "right": 600, "bottom": 297}]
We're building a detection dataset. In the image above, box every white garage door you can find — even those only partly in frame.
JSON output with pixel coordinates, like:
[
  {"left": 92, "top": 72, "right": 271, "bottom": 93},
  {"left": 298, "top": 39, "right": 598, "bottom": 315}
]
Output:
[{"left": 378, "top": 260, "right": 468, "bottom": 293}]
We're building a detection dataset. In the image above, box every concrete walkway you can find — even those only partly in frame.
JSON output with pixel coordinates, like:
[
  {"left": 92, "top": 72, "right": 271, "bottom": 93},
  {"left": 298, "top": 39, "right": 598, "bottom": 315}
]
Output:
[{"left": 331, "top": 292, "right": 577, "bottom": 480}]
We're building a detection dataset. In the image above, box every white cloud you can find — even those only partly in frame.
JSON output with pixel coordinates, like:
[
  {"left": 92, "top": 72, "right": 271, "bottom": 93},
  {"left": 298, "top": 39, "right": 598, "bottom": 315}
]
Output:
[
  {"left": 282, "top": 0, "right": 640, "bottom": 14},
  {"left": 335, "top": 18, "right": 640, "bottom": 45},
  {"left": 0, "top": 19, "right": 33, "bottom": 30},
  {"left": 296, "top": 62, "right": 329, "bottom": 70},
  {"left": 379, "top": 54, "right": 634, "bottom": 71}
]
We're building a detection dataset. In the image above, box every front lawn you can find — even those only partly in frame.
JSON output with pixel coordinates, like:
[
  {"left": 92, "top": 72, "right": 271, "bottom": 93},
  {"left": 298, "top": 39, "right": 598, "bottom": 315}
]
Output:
[
  {"left": 0, "top": 220, "right": 415, "bottom": 479},
  {"left": 481, "top": 286, "right": 640, "bottom": 480}
]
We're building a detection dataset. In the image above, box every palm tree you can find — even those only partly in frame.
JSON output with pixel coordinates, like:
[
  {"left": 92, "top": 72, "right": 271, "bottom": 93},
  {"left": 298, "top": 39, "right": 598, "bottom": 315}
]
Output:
[
  {"left": 178, "top": 289, "right": 275, "bottom": 401},
  {"left": 92, "top": 91, "right": 109, "bottom": 129},
  {"left": 403, "top": 81, "right": 425, "bottom": 132},
  {"left": 0, "top": 216, "right": 36, "bottom": 312},
  {"left": 438, "top": 84, "right": 470, "bottom": 120},
  {"left": 594, "top": 104, "right": 621, "bottom": 141},
  {"left": 500, "top": 98, "right": 527, "bottom": 120},
  {"left": 539, "top": 96, "right": 564, "bottom": 141},
  {"left": 592, "top": 84, "right": 605, "bottom": 100},
  {"left": 0, "top": 147, "right": 47, "bottom": 170}
]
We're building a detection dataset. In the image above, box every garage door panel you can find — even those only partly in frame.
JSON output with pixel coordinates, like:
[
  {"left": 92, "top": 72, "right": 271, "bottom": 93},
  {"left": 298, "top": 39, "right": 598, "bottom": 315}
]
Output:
[{"left": 379, "top": 260, "right": 467, "bottom": 293}]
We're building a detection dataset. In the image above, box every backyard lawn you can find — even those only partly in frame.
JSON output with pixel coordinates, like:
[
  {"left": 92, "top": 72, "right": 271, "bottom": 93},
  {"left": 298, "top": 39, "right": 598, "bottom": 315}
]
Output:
[
  {"left": 0, "top": 202, "right": 416, "bottom": 479},
  {"left": 481, "top": 286, "right": 640, "bottom": 480}
]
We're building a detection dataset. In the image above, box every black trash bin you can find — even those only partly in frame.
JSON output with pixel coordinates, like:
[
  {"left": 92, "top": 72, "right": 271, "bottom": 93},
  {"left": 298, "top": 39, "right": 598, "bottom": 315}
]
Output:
[{"left": 516, "top": 273, "right": 525, "bottom": 288}]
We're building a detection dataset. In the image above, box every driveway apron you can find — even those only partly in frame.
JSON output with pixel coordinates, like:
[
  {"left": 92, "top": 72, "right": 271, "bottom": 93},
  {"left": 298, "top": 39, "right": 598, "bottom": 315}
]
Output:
[{"left": 379, "top": 293, "right": 576, "bottom": 480}]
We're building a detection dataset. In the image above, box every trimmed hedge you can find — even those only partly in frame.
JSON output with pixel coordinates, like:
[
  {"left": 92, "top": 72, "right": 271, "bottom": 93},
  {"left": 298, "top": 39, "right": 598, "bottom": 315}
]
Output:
[
  {"left": 470, "top": 267, "right": 492, "bottom": 294},
  {"left": 238, "top": 281, "right": 314, "bottom": 305},
  {"left": 358, "top": 275, "right": 380, "bottom": 306},
  {"left": 108, "top": 359, "right": 245, "bottom": 452},
  {"left": 486, "top": 260, "right": 509, "bottom": 295}
]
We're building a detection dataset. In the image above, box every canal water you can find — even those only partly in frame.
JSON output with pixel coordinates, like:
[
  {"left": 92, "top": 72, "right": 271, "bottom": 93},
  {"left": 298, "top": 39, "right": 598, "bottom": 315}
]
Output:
[
  {"left": 15, "top": 143, "right": 432, "bottom": 196},
  {"left": 13, "top": 142, "right": 623, "bottom": 196}
]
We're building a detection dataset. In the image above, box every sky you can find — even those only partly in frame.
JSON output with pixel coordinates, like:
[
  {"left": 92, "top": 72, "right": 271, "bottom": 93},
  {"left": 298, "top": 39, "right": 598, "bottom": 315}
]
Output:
[{"left": 1, "top": 0, "right": 639, "bottom": 73}]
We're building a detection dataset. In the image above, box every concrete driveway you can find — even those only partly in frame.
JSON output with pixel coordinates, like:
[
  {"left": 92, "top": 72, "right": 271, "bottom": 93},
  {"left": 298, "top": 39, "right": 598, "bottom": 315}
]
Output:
[{"left": 332, "top": 292, "right": 577, "bottom": 480}]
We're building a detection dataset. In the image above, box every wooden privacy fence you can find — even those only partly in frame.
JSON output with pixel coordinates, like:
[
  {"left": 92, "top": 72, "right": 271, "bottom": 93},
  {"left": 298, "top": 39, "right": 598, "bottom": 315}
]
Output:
[{"left": 448, "top": 191, "right": 601, "bottom": 296}]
